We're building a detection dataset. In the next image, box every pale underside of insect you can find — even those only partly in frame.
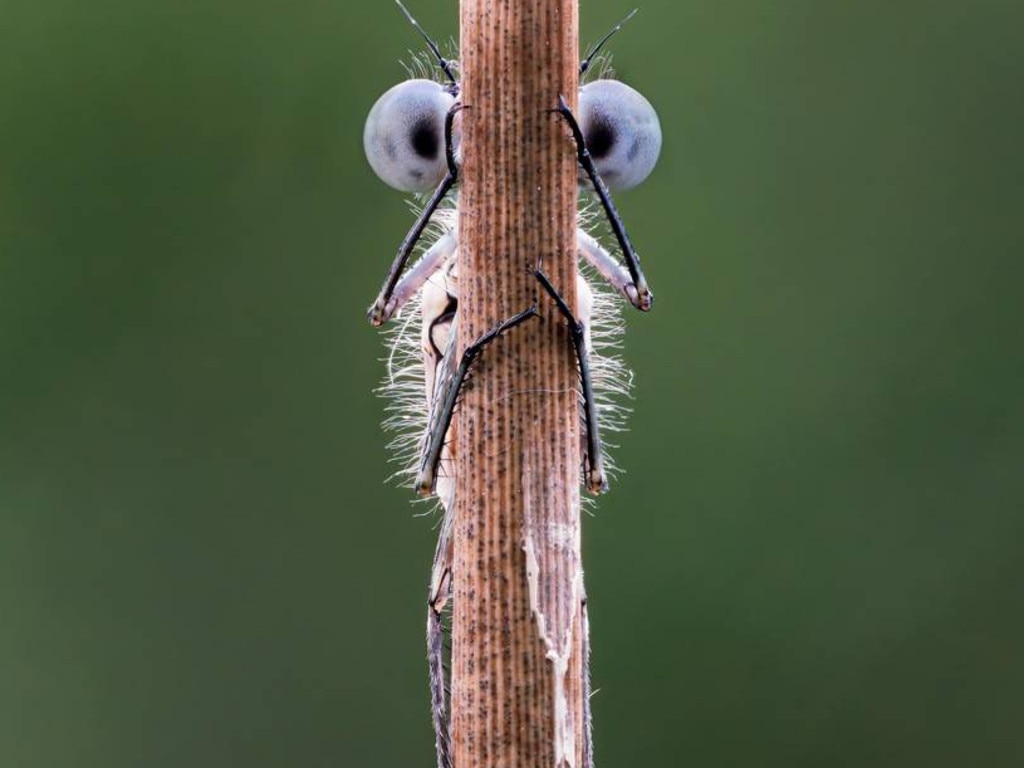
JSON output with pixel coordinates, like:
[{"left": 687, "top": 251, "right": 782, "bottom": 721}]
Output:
[{"left": 363, "top": 5, "right": 661, "bottom": 767}]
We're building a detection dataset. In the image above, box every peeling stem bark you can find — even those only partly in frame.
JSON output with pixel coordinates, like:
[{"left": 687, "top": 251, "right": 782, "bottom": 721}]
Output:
[{"left": 454, "top": 0, "right": 584, "bottom": 766}]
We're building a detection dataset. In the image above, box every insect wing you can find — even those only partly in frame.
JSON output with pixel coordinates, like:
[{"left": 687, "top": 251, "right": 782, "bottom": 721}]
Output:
[{"left": 418, "top": 269, "right": 459, "bottom": 500}]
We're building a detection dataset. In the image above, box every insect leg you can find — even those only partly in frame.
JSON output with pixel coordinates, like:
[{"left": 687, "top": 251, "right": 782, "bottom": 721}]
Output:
[
  {"left": 427, "top": 506, "right": 454, "bottom": 768},
  {"left": 368, "top": 104, "right": 461, "bottom": 327},
  {"left": 534, "top": 269, "right": 607, "bottom": 494},
  {"left": 376, "top": 232, "right": 457, "bottom": 325},
  {"left": 416, "top": 305, "right": 539, "bottom": 496},
  {"left": 581, "top": 590, "right": 594, "bottom": 768},
  {"left": 555, "top": 96, "right": 653, "bottom": 312},
  {"left": 426, "top": 603, "right": 451, "bottom": 768},
  {"left": 577, "top": 227, "right": 644, "bottom": 308}
]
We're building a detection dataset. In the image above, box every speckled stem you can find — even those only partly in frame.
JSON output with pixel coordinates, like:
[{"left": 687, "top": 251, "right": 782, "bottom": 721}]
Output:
[{"left": 453, "top": 0, "right": 586, "bottom": 766}]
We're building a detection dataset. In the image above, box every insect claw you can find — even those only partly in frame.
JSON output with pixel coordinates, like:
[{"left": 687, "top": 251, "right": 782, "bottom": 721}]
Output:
[
  {"left": 623, "top": 285, "right": 653, "bottom": 312},
  {"left": 634, "top": 282, "right": 653, "bottom": 312},
  {"left": 415, "top": 473, "right": 435, "bottom": 498},
  {"left": 586, "top": 467, "right": 609, "bottom": 495},
  {"left": 367, "top": 297, "right": 395, "bottom": 327}
]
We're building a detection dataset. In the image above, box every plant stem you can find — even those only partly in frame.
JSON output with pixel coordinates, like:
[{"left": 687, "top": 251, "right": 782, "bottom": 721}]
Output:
[{"left": 453, "top": 0, "right": 585, "bottom": 765}]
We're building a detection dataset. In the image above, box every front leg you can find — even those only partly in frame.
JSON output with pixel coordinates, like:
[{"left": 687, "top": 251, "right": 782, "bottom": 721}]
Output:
[
  {"left": 368, "top": 104, "right": 462, "bottom": 327},
  {"left": 556, "top": 96, "right": 653, "bottom": 312}
]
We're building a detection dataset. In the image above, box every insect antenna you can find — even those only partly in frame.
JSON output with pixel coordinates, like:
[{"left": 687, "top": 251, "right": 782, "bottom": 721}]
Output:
[
  {"left": 580, "top": 8, "right": 638, "bottom": 76},
  {"left": 395, "top": 0, "right": 459, "bottom": 90}
]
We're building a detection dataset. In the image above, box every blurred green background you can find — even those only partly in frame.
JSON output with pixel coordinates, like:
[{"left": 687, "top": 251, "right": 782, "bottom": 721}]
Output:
[{"left": 2, "top": 0, "right": 1022, "bottom": 765}]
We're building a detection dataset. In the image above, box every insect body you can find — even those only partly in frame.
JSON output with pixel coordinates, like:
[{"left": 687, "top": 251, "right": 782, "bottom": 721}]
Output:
[{"left": 363, "top": 5, "right": 661, "bottom": 766}]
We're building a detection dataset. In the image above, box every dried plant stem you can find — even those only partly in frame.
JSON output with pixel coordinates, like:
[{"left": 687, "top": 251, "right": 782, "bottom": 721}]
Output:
[{"left": 453, "top": 0, "right": 584, "bottom": 766}]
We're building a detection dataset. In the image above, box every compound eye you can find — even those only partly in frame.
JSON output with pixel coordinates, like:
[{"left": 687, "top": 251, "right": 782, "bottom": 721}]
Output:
[
  {"left": 364, "top": 79, "right": 456, "bottom": 193},
  {"left": 578, "top": 80, "right": 661, "bottom": 190}
]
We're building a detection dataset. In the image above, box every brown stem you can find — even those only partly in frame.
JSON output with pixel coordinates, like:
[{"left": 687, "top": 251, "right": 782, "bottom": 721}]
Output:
[{"left": 453, "top": 0, "right": 585, "bottom": 766}]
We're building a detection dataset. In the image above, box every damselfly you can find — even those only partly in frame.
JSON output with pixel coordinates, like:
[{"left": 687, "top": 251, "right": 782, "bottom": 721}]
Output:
[{"left": 363, "top": 5, "right": 660, "bottom": 765}]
